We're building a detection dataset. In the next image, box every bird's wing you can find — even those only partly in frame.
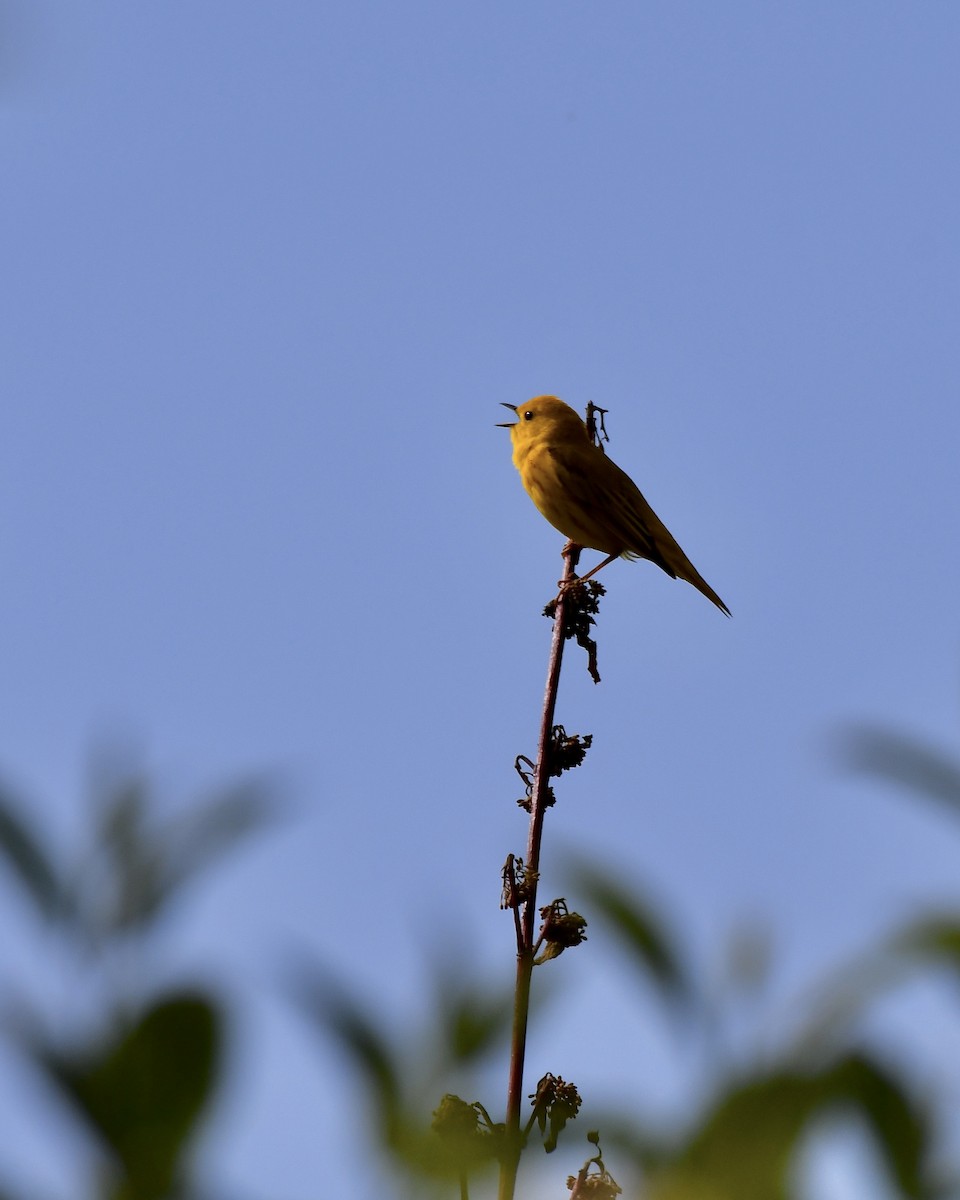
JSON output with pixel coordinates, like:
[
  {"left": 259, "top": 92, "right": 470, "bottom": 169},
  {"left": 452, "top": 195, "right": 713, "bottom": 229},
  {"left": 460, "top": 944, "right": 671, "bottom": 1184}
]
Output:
[
  {"left": 547, "top": 442, "right": 730, "bottom": 614},
  {"left": 546, "top": 443, "right": 678, "bottom": 575}
]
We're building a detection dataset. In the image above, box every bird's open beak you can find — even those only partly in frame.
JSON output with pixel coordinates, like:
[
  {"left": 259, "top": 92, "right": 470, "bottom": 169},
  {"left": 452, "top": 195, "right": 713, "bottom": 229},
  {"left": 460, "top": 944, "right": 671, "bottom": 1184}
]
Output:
[{"left": 496, "top": 402, "right": 517, "bottom": 428}]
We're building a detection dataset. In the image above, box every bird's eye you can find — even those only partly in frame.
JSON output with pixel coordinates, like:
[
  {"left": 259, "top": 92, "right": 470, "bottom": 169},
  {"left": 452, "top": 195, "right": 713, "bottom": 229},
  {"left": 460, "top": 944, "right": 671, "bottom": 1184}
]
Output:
[{"left": 522, "top": 410, "right": 534, "bottom": 421}]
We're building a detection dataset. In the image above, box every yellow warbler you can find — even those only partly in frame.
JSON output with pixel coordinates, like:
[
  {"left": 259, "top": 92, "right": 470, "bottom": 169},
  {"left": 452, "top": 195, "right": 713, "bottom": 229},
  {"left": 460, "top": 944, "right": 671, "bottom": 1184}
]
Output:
[{"left": 499, "top": 395, "right": 729, "bottom": 615}]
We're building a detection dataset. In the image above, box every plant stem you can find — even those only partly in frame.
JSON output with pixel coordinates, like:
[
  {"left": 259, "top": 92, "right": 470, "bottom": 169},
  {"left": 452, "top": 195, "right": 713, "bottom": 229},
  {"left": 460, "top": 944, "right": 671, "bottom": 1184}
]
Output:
[{"left": 498, "top": 545, "right": 581, "bottom": 1200}]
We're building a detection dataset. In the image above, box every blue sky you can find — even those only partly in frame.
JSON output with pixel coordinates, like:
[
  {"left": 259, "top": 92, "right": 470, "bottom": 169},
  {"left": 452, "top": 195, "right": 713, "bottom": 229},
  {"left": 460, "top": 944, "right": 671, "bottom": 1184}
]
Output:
[{"left": 2, "top": 3, "right": 960, "bottom": 1197}]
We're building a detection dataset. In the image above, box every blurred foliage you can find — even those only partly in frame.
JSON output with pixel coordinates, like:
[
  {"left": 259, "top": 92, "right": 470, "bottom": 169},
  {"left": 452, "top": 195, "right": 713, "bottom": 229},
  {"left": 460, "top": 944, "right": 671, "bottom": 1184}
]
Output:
[
  {"left": 290, "top": 862, "right": 947, "bottom": 1199},
  {"left": 840, "top": 726, "right": 960, "bottom": 818},
  {"left": 567, "top": 866, "right": 692, "bottom": 1008},
  {"left": 0, "top": 762, "right": 274, "bottom": 950},
  {"left": 293, "top": 961, "right": 515, "bottom": 1196},
  {"left": 0, "top": 759, "right": 275, "bottom": 1200},
  {"left": 37, "top": 993, "right": 219, "bottom": 1200},
  {"left": 3, "top": 717, "right": 960, "bottom": 1197},
  {"left": 609, "top": 1052, "right": 931, "bottom": 1200},
  {"left": 295, "top": 719, "right": 960, "bottom": 1199}
]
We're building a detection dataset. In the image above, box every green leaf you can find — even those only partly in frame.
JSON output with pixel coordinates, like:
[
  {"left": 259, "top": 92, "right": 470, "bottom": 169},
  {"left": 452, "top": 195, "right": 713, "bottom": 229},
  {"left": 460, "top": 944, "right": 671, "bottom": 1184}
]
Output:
[
  {"left": 641, "top": 1053, "right": 930, "bottom": 1200},
  {"left": 38, "top": 993, "right": 221, "bottom": 1200},
  {"left": 95, "top": 776, "right": 167, "bottom": 935},
  {"left": 569, "top": 865, "right": 691, "bottom": 1006},
  {"left": 162, "top": 777, "right": 278, "bottom": 893},
  {"left": 840, "top": 726, "right": 960, "bottom": 818},
  {"left": 90, "top": 773, "right": 278, "bottom": 937},
  {"left": 441, "top": 988, "right": 513, "bottom": 1065},
  {"left": 883, "top": 916, "right": 960, "bottom": 1005},
  {"left": 826, "top": 1053, "right": 930, "bottom": 1197},
  {"left": 0, "top": 786, "right": 70, "bottom": 922},
  {"left": 295, "top": 971, "right": 401, "bottom": 1117}
]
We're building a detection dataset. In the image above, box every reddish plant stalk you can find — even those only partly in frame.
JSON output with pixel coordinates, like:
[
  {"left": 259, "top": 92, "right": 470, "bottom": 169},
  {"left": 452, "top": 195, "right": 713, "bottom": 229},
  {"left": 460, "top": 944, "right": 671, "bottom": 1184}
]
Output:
[{"left": 498, "top": 545, "right": 581, "bottom": 1200}]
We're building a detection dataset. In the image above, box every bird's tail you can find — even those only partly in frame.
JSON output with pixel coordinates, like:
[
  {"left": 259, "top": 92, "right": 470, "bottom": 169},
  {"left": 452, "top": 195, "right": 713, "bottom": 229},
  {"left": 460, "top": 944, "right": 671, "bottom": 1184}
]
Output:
[{"left": 682, "top": 564, "right": 730, "bottom": 616}]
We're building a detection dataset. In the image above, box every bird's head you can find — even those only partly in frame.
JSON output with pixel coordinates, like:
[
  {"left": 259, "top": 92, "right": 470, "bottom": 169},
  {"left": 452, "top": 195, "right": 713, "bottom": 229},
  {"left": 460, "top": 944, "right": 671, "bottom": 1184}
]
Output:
[{"left": 497, "top": 395, "right": 590, "bottom": 446}]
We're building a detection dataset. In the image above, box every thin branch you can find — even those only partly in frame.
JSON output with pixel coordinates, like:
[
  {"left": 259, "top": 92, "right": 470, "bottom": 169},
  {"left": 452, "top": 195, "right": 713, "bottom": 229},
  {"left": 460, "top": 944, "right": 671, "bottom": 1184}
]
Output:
[{"left": 498, "top": 544, "right": 581, "bottom": 1200}]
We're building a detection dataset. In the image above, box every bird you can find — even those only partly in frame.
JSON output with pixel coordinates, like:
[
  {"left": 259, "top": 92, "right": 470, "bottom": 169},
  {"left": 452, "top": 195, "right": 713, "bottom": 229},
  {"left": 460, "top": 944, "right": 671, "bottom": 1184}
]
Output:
[{"left": 499, "top": 395, "right": 729, "bottom": 615}]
